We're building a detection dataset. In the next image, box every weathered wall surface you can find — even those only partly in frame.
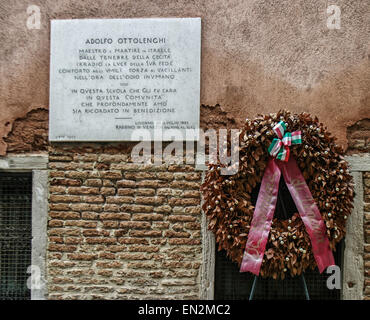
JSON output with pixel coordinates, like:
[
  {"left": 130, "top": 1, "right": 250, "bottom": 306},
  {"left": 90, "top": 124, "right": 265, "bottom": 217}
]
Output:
[
  {"left": 47, "top": 145, "right": 202, "bottom": 299},
  {"left": 1, "top": 0, "right": 369, "bottom": 154},
  {"left": 4, "top": 108, "right": 48, "bottom": 154}
]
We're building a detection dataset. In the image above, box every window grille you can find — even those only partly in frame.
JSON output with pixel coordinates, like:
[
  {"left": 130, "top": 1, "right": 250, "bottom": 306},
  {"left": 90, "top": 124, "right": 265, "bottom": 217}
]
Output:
[
  {"left": 215, "top": 176, "right": 343, "bottom": 300},
  {"left": 0, "top": 172, "right": 32, "bottom": 300}
]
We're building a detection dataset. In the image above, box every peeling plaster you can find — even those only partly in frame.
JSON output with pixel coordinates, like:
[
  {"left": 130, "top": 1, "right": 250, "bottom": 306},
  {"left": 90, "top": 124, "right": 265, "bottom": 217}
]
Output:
[{"left": 1, "top": 0, "right": 369, "bottom": 154}]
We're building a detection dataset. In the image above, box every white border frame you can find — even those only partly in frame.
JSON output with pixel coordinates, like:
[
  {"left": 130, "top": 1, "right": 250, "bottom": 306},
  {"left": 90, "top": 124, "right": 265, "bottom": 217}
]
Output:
[{"left": 0, "top": 154, "right": 48, "bottom": 300}]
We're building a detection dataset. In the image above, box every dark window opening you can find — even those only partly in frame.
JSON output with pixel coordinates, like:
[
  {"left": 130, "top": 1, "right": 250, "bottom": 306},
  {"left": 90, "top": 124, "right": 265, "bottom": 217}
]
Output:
[
  {"left": 0, "top": 172, "right": 32, "bottom": 300},
  {"left": 215, "top": 176, "right": 343, "bottom": 300}
]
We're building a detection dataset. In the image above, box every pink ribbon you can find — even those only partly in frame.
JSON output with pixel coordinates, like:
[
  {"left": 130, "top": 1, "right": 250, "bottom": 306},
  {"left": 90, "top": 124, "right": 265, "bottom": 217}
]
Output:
[{"left": 240, "top": 156, "right": 334, "bottom": 275}]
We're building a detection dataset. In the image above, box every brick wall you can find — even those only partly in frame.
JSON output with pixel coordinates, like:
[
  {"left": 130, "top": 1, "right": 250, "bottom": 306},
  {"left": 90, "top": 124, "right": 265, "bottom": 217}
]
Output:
[
  {"left": 364, "top": 172, "right": 370, "bottom": 299},
  {"left": 4, "top": 108, "right": 48, "bottom": 153},
  {"left": 346, "top": 119, "right": 370, "bottom": 155},
  {"left": 28, "top": 114, "right": 370, "bottom": 300},
  {"left": 47, "top": 145, "right": 202, "bottom": 299},
  {"left": 347, "top": 118, "right": 370, "bottom": 299}
]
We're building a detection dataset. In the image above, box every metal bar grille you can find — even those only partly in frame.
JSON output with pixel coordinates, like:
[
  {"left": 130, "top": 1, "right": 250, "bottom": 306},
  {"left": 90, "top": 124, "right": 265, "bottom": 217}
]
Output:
[
  {"left": 215, "top": 246, "right": 342, "bottom": 300},
  {"left": 215, "top": 176, "right": 342, "bottom": 300},
  {"left": 0, "top": 172, "right": 32, "bottom": 300}
]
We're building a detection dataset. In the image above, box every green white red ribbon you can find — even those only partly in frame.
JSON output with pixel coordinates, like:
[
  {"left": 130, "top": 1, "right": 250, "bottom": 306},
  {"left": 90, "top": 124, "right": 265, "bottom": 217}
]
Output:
[{"left": 267, "top": 121, "right": 302, "bottom": 161}]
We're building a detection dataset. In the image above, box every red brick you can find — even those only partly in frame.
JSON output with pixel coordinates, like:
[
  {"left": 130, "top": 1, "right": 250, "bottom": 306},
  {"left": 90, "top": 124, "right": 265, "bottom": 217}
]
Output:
[
  {"left": 50, "top": 195, "right": 81, "bottom": 203},
  {"left": 73, "top": 154, "right": 99, "bottom": 162},
  {"left": 119, "top": 221, "right": 151, "bottom": 229},
  {"left": 85, "top": 179, "right": 103, "bottom": 187},
  {"left": 135, "top": 188, "right": 155, "bottom": 196},
  {"left": 168, "top": 198, "right": 199, "bottom": 206},
  {"left": 82, "top": 195, "right": 105, "bottom": 203},
  {"left": 135, "top": 196, "right": 165, "bottom": 205},
  {"left": 68, "top": 187, "right": 100, "bottom": 195},
  {"left": 154, "top": 205, "right": 172, "bottom": 213},
  {"left": 128, "top": 245, "right": 159, "bottom": 252},
  {"left": 173, "top": 172, "right": 201, "bottom": 180},
  {"left": 49, "top": 186, "right": 67, "bottom": 194},
  {"left": 82, "top": 229, "right": 109, "bottom": 237},
  {"left": 99, "top": 213, "right": 130, "bottom": 220},
  {"left": 49, "top": 211, "right": 80, "bottom": 219},
  {"left": 184, "top": 207, "right": 202, "bottom": 215},
  {"left": 49, "top": 236, "right": 64, "bottom": 244},
  {"left": 68, "top": 253, "right": 98, "bottom": 261},
  {"left": 132, "top": 214, "right": 164, "bottom": 221},
  {"left": 103, "top": 204, "right": 120, "bottom": 212},
  {"left": 85, "top": 237, "right": 117, "bottom": 244},
  {"left": 49, "top": 171, "right": 65, "bottom": 178},
  {"left": 98, "top": 253, "right": 117, "bottom": 260},
  {"left": 136, "top": 180, "right": 167, "bottom": 188},
  {"left": 99, "top": 154, "right": 128, "bottom": 163},
  {"left": 116, "top": 179, "right": 136, "bottom": 188},
  {"left": 49, "top": 203, "right": 70, "bottom": 211},
  {"left": 182, "top": 190, "right": 201, "bottom": 198},
  {"left": 81, "top": 212, "right": 99, "bottom": 220},
  {"left": 65, "top": 237, "right": 83, "bottom": 244},
  {"left": 49, "top": 228, "right": 80, "bottom": 236},
  {"left": 120, "top": 204, "right": 153, "bottom": 213},
  {"left": 168, "top": 165, "right": 195, "bottom": 172},
  {"left": 49, "top": 244, "right": 77, "bottom": 252},
  {"left": 170, "top": 181, "right": 199, "bottom": 189},
  {"left": 100, "top": 187, "right": 116, "bottom": 195},
  {"left": 70, "top": 203, "right": 103, "bottom": 212},
  {"left": 168, "top": 215, "right": 197, "bottom": 222},
  {"left": 118, "top": 238, "right": 149, "bottom": 245},
  {"left": 100, "top": 171, "right": 123, "bottom": 179},
  {"left": 129, "top": 230, "right": 162, "bottom": 237},
  {"left": 48, "top": 220, "right": 64, "bottom": 227},
  {"left": 124, "top": 172, "right": 156, "bottom": 179},
  {"left": 184, "top": 222, "right": 200, "bottom": 230},
  {"left": 106, "top": 196, "right": 134, "bottom": 204},
  {"left": 169, "top": 238, "right": 201, "bottom": 245},
  {"left": 117, "top": 188, "right": 135, "bottom": 196},
  {"left": 65, "top": 171, "right": 88, "bottom": 179},
  {"left": 165, "top": 230, "right": 191, "bottom": 238},
  {"left": 103, "top": 221, "right": 120, "bottom": 229},
  {"left": 50, "top": 178, "right": 82, "bottom": 186},
  {"left": 153, "top": 222, "right": 170, "bottom": 229}
]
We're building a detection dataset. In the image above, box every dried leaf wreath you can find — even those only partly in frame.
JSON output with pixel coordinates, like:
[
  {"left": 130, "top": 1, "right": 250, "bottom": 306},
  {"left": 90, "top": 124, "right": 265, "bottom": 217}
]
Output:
[{"left": 201, "top": 110, "right": 354, "bottom": 279}]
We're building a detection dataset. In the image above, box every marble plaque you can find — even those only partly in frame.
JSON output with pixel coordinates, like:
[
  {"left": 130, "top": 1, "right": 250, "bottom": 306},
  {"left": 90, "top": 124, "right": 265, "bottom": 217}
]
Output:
[{"left": 49, "top": 18, "right": 201, "bottom": 141}]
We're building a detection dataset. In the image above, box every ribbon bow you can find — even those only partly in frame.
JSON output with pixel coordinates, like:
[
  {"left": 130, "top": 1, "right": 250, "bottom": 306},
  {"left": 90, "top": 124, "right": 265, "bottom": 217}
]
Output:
[{"left": 267, "top": 121, "right": 301, "bottom": 161}]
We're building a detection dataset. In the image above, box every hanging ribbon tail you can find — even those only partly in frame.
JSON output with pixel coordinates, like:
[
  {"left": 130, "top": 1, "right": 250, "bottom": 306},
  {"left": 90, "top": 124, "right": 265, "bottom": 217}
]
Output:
[
  {"left": 240, "top": 158, "right": 281, "bottom": 275},
  {"left": 278, "top": 156, "right": 335, "bottom": 273}
]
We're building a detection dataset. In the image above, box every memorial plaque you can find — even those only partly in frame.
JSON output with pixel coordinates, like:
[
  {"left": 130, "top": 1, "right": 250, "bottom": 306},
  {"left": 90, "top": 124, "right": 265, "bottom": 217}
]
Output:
[{"left": 49, "top": 18, "right": 201, "bottom": 141}]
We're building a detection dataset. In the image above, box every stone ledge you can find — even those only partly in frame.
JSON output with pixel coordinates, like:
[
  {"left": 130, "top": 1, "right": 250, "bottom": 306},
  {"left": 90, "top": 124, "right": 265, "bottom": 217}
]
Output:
[{"left": 0, "top": 154, "right": 48, "bottom": 170}]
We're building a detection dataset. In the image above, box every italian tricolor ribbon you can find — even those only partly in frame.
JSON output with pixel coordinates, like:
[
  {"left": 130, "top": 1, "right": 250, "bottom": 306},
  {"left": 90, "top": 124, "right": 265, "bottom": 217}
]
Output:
[
  {"left": 240, "top": 156, "right": 335, "bottom": 275},
  {"left": 267, "top": 121, "right": 302, "bottom": 161}
]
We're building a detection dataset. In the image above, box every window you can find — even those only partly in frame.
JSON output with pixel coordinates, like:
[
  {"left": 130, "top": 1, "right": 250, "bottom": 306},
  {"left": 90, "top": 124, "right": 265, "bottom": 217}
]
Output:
[
  {"left": 0, "top": 155, "right": 48, "bottom": 300},
  {"left": 0, "top": 172, "right": 33, "bottom": 300},
  {"left": 214, "top": 176, "right": 343, "bottom": 300}
]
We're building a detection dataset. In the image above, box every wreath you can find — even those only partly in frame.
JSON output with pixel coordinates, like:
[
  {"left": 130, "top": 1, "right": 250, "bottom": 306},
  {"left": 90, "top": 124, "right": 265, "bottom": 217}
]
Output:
[{"left": 201, "top": 110, "right": 354, "bottom": 279}]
